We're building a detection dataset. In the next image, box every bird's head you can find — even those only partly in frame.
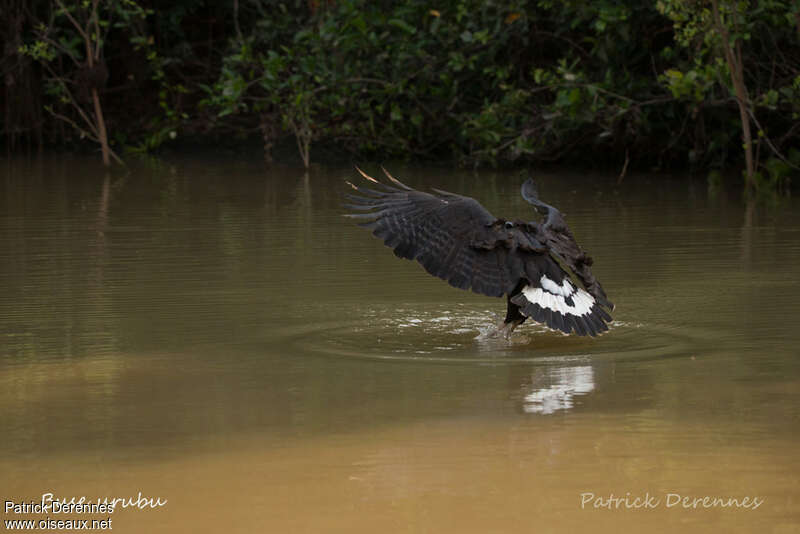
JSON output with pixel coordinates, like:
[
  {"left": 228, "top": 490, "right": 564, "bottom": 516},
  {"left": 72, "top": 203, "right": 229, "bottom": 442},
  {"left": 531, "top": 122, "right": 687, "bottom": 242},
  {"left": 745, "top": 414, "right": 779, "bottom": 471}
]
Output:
[
  {"left": 520, "top": 177, "right": 540, "bottom": 204},
  {"left": 520, "top": 175, "right": 562, "bottom": 227}
]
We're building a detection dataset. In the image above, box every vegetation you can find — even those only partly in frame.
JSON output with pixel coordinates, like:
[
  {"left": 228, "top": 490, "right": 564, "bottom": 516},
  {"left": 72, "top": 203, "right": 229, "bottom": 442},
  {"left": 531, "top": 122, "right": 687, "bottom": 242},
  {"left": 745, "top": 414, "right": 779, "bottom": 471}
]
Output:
[
  {"left": 4, "top": 0, "right": 799, "bottom": 186},
  {"left": 658, "top": 0, "right": 800, "bottom": 190},
  {"left": 18, "top": 0, "right": 150, "bottom": 165}
]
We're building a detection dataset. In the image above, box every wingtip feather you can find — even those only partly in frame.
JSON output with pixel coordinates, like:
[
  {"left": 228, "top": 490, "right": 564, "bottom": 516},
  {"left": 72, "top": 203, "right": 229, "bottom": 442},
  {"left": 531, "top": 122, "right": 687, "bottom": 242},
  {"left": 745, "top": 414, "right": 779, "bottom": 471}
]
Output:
[
  {"left": 380, "top": 166, "right": 412, "bottom": 190},
  {"left": 355, "top": 166, "right": 379, "bottom": 183}
]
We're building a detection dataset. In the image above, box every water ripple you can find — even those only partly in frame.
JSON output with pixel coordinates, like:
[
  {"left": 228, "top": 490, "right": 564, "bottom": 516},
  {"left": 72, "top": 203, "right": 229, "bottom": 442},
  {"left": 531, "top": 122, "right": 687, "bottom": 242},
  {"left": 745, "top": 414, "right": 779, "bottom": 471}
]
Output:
[{"left": 267, "top": 304, "right": 722, "bottom": 365}]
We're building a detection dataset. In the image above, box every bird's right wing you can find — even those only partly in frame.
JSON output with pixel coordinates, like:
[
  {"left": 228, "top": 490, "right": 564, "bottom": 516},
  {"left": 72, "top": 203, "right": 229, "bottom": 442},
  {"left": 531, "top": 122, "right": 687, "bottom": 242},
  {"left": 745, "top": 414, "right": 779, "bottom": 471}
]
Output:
[{"left": 344, "top": 168, "right": 544, "bottom": 297}]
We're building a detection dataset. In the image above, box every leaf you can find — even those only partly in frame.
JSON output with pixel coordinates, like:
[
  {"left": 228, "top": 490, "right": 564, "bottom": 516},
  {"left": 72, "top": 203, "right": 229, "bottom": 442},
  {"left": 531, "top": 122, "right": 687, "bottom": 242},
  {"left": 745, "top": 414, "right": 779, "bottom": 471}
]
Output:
[
  {"left": 388, "top": 19, "right": 416, "bottom": 34},
  {"left": 568, "top": 88, "right": 581, "bottom": 105}
]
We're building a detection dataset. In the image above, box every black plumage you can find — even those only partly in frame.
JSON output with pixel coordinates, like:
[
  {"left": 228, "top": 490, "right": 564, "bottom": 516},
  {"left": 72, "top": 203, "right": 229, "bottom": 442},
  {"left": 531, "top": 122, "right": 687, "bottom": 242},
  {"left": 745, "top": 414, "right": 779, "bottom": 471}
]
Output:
[{"left": 344, "top": 167, "right": 614, "bottom": 337}]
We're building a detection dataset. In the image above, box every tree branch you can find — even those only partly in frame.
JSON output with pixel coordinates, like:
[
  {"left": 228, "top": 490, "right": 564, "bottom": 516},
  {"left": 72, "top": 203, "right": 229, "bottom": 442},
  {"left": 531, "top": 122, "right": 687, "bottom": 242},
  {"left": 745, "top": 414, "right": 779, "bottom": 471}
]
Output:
[
  {"left": 744, "top": 106, "right": 800, "bottom": 171},
  {"left": 44, "top": 106, "right": 98, "bottom": 142},
  {"left": 53, "top": 0, "right": 89, "bottom": 43},
  {"left": 91, "top": 0, "right": 102, "bottom": 61}
]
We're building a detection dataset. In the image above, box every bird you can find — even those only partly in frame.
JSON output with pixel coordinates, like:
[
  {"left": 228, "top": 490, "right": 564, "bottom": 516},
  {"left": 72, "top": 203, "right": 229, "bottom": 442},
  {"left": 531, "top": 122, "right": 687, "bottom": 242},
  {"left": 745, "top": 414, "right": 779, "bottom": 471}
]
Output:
[{"left": 344, "top": 167, "right": 614, "bottom": 338}]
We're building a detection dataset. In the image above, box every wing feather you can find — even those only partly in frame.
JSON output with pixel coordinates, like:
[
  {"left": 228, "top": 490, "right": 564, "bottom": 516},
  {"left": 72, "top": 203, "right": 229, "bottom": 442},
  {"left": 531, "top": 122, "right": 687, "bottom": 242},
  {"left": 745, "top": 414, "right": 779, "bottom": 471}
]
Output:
[{"left": 345, "top": 169, "right": 535, "bottom": 297}]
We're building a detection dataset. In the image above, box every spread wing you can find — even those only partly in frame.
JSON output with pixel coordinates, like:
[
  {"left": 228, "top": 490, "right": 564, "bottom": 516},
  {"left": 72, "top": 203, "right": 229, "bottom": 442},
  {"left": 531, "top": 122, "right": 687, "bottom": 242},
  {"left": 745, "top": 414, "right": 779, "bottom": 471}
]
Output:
[{"left": 344, "top": 168, "right": 547, "bottom": 298}]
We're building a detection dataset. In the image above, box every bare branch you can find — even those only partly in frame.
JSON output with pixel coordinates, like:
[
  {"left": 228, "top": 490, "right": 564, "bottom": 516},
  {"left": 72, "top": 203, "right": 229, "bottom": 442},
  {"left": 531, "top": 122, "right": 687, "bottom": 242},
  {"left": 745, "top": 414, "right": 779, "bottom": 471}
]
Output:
[
  {"left": 233, "top": 0, "right": 243, "bottom": 42},
  {"left": 53, "top": 0, "right": 89, "bottom": 43},
  {"left": 744, "top": 106, "right": 800, "bottom": 171},
  {"left": 35, "top": 32, "right": 82, "bottom": 68},
  {"left": 617, "top": 149, "right": 630, "bottom": 184},
  {"left": 712, "top": 0, "right": 755, "bottom": 184},
  {"left": 45, "top": 74, "right": 100, "bottom": 139},
  {"left": 91, "top": 0, "right": 102, "bottom": 61},
  {"left": 44, "top": 106, "right": 98, "bottom": 142}
]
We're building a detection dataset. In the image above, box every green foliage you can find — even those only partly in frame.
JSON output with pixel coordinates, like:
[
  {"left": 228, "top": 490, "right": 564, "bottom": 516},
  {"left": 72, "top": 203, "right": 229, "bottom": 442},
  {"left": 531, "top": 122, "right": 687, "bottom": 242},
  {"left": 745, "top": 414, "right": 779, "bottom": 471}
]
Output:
[
  {"left": 202, "top": 0, "right": 680, "bottom": 166},
  {"left": 19, "top": 0, "right": 153, "bottom": 163},
  {"left": 18, "top": 38, "right": 56, "bottom": 62},
  {"left": 126, "top": 32, "right": 189, "bottom": 153},
  {"left": 658, "top": 0, "right": 800, "bottom": 183},
  {"left": 758, "top": 149, "right": 799, "bottom": 191},
  {"left": 7, "top": 0, "right": 800, "bottom": 179},
  {"left": 20, "top": 0, "right": 151, "bottom": 66}
]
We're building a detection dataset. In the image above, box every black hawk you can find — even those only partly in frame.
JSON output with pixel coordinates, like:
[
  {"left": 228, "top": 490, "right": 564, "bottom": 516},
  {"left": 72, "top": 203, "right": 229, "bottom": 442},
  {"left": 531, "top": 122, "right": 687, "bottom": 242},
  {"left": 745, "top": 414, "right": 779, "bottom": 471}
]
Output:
[{"left": 344, "top": 168, "right": 614, "bottom": 337}]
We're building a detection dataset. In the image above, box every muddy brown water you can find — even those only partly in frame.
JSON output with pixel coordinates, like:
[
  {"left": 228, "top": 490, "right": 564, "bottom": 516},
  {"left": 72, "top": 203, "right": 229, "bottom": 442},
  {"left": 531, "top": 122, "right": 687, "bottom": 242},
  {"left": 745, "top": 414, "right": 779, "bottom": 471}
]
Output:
[{"left": 2, "top": 155, "right": 799, "bottom": 533}]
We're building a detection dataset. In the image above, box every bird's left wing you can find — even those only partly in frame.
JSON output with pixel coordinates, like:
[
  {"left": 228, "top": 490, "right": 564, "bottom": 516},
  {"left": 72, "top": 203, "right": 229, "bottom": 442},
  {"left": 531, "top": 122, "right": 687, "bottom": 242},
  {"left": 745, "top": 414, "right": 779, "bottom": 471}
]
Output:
[
  {"left": 537, "top": 212, "right": 614, "bottom": 311},
  {"left": 344, "top": 168, "right": 543, "bottom": 297}
]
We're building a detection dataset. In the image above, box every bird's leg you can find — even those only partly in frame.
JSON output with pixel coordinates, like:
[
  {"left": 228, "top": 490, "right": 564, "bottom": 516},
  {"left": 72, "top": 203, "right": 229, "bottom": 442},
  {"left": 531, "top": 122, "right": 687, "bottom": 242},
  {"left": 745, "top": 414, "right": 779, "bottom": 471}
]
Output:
[
  {"left": 488, "top": 319, "right": 507, "bottom": 338},
  {"left": 488, "top": 318, "right": 524, "bottom": 339},
  {"left": 504, "top": 319, "right": 524, "bottom": 339},
  {"left": 493, "top": 319, "right": 524, "bottom": 339},
  {"left": 487, "top": 292, "right": 527, "bottom": 339}
]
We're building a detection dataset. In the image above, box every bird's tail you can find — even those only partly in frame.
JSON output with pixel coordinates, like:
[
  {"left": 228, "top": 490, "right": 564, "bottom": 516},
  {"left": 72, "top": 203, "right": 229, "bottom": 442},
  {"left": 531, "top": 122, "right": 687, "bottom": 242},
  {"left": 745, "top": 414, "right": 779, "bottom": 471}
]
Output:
[{"left": 510, "top": 256, "right": 612, "bottom": 336}]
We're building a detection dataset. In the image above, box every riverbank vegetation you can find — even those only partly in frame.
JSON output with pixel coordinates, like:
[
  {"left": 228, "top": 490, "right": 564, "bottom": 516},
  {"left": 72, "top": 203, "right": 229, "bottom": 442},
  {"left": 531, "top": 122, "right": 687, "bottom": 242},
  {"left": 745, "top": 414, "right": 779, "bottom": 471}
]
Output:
[{"left": 4, "top": 0, "right": 799, "bottom": 188}]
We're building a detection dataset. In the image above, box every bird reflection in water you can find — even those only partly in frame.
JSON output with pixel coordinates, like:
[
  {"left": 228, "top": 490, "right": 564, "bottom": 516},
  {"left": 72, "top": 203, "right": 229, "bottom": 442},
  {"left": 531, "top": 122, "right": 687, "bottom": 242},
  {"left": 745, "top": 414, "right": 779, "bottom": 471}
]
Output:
[{"left": 522, "top": 366, "right": 595, "bottom": 414}]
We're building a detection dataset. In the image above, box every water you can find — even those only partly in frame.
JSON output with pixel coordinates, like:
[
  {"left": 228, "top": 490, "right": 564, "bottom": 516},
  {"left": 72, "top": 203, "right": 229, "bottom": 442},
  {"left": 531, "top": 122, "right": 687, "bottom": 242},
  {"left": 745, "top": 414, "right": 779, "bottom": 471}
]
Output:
[{"left": 1, "top": 155, "right": 799, "bottom": 533}]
